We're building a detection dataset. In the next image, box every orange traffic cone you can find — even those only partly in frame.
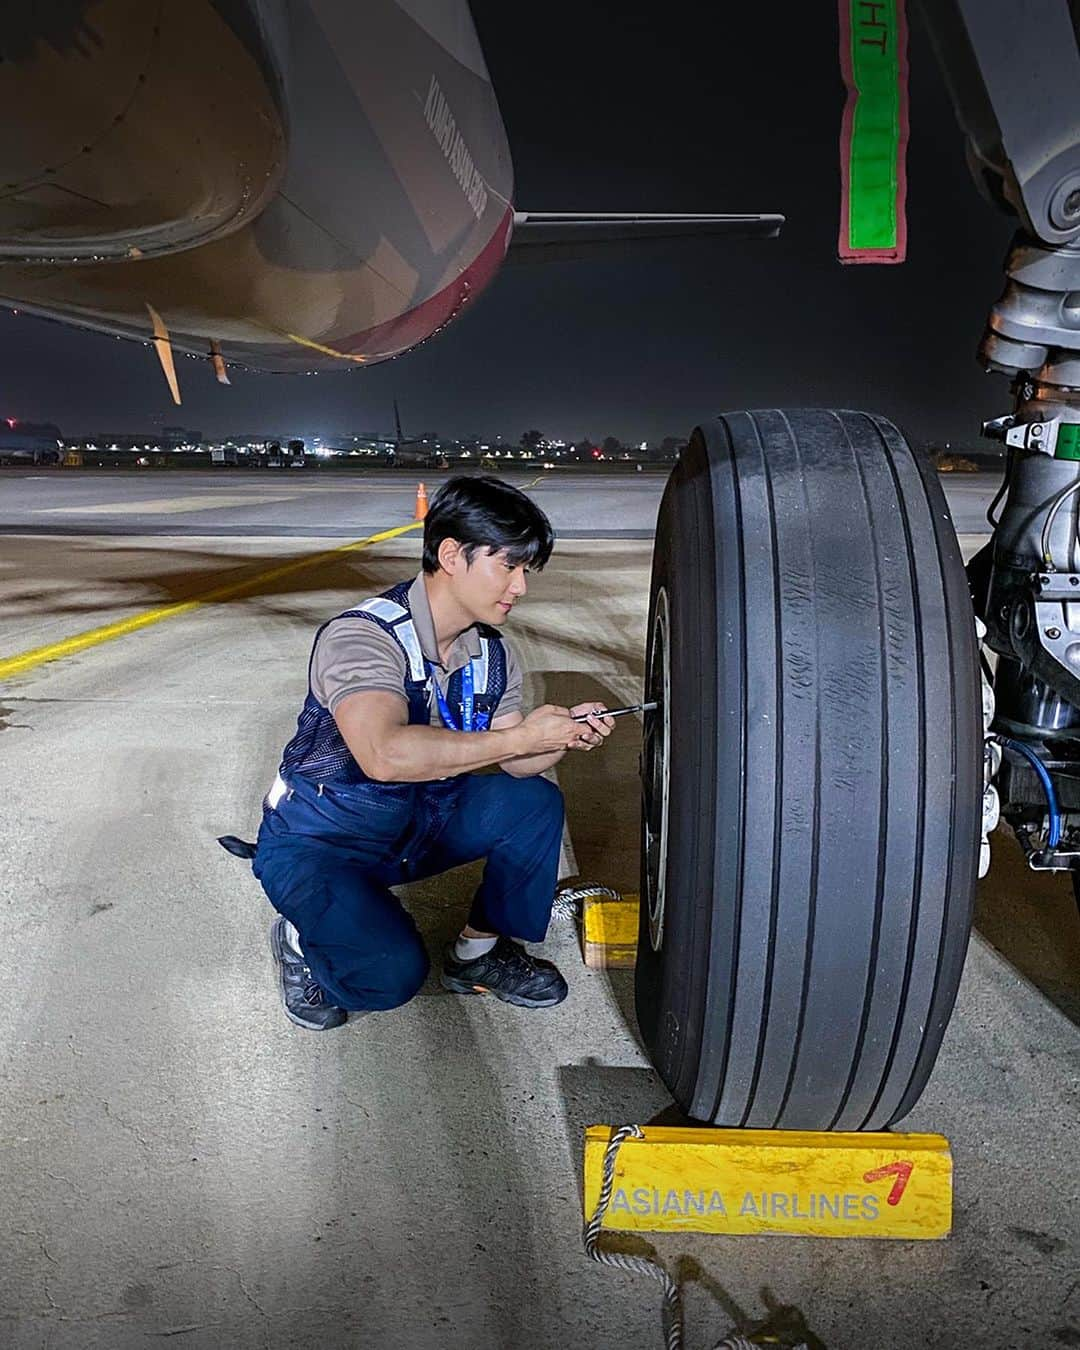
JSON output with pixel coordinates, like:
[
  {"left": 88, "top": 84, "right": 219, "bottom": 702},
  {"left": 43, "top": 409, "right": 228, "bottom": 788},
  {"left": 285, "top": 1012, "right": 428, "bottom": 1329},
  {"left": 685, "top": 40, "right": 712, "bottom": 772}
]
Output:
[{"left": 414, "top": 481, "right": 428, "bottom": 520}]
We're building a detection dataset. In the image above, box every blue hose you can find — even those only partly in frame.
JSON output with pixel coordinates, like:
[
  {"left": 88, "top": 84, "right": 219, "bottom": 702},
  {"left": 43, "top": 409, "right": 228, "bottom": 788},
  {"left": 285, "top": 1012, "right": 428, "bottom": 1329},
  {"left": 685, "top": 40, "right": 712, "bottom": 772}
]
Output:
[{"left": 993, "top": 735, "right": 1063, "bottom": 848}]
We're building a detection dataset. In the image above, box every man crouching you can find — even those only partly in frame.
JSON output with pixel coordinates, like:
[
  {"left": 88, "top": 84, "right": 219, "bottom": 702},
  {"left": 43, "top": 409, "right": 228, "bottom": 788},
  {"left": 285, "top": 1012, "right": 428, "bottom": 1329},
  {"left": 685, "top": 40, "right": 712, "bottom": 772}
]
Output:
[{"left": 247, "top": 475, "right": 614, "bottom": 1029}]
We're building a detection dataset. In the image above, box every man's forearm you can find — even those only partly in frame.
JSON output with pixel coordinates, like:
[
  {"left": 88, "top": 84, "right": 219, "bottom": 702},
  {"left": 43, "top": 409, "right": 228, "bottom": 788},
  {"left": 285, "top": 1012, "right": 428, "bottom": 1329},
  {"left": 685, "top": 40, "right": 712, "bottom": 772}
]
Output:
[
  {"left": 501, "top": 748, "right": 566, "bottom": 777},
  {"left": 374, "top": 724, "right": 526, "bottom": 782}
]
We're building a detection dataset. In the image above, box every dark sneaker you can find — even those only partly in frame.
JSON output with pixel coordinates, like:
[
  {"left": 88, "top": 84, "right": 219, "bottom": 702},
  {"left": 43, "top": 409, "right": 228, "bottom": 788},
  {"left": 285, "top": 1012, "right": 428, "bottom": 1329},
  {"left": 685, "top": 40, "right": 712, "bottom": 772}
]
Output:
[
  {"left": 269, "top": 916, "right": 347, "bottom": 1031},
  {"left": 441, "top": 936, "right": 568, "bottom": 1009}
]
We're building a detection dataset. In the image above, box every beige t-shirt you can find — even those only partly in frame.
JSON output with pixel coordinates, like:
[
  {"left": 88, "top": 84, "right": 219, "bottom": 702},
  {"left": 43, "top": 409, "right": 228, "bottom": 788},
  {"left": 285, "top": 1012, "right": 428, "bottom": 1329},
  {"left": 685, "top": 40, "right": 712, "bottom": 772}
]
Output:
[{"left": 310, "top": 573, "right": 523, "bottom": 723}]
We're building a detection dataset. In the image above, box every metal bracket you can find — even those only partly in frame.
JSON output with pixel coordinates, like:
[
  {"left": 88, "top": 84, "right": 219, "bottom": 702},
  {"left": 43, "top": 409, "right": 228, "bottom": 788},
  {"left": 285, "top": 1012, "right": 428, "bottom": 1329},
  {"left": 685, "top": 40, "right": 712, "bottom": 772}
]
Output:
[
  {"left": 1000, "top": 572, "right": 1080, "bottom": 707},
  {"left": 1004, "top": 417, "right": 1060, "bottom": 455},
  {"left": 1015, "top": 827, "right": 1080, "bottom": 871},
  {"left": 1032, "top": 594, "right": 1080, "bottom": 677},
  {"left": 1034, "top": 571, "right": 1080, "bottom": 598}
]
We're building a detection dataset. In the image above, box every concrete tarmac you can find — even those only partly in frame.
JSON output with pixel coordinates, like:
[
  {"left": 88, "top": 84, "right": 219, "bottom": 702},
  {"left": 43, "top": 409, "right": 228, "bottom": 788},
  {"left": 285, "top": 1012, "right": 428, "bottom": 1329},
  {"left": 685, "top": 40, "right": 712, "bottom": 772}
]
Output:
[
  {"left": 0, "top": 469, "right": 1077, "bottom": 1350},
  {"left": 0, "top": 468, "right": 665, "bottom": 538},
  {"left": 0, "top": 465, "right": 1002, "bottom": 538}
]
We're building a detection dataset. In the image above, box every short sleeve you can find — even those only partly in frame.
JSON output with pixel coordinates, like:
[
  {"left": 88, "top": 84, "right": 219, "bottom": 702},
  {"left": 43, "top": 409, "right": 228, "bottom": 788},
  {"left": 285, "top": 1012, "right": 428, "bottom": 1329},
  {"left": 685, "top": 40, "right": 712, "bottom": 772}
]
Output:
[
  {"left": 311, "top": 617, "right": 409, "bottom": 712},
  {"left": 496, "top": 637, "right": 524, "bottom": 717}
]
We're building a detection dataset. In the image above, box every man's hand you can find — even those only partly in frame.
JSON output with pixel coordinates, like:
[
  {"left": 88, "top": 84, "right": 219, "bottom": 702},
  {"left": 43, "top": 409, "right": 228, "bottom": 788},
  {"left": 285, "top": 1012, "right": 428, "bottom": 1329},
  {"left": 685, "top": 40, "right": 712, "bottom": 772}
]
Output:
[
  {"left": 514, "top": 703, "right": 577, "bottom": 756},
  {"left": 566, "top": 703, "right": 616, "bottom": 752}
]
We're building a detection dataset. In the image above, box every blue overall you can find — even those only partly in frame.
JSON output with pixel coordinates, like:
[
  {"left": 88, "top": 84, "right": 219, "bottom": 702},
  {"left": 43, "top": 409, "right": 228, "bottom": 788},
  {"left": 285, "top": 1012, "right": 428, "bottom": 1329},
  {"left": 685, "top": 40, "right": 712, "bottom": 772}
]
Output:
[{"left": 248, "top": 582, "right": 565, "bottom": 1012}]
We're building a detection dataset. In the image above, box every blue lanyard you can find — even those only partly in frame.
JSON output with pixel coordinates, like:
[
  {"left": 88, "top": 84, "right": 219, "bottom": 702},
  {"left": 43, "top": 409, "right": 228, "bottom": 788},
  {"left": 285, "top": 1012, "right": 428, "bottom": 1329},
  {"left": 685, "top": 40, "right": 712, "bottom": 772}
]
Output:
[{"left": 428, "top": 660, "right": 488, "bottom": 732}]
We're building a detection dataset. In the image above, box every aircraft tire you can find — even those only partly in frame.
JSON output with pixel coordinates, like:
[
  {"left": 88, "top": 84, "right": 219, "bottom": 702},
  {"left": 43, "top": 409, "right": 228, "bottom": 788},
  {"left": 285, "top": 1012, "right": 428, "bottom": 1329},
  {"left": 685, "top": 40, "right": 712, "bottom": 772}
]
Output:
[{"left": 635, "top": 409, "right": 981, "bottom": 1130}]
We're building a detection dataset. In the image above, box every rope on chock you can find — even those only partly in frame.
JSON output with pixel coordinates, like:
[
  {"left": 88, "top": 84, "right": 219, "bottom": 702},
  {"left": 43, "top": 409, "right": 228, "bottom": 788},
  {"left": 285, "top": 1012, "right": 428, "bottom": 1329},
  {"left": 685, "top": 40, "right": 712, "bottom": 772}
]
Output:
[
  {"left": 583, "top": 1125, "right": 813, "bottom": 1350},
  {"left": 584, "top": 1124, "right": 684, "bottom": 1350},
  {"left": 551, "top": 883, "right": 622, "bottom": 922}
]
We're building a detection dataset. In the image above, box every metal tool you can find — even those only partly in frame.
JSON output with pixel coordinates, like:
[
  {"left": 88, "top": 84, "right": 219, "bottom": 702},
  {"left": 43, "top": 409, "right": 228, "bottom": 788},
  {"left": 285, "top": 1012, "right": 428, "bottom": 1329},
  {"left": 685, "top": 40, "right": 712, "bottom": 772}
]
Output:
[{"left": 572, "top": 701, "right": 658, "bottom": 722}]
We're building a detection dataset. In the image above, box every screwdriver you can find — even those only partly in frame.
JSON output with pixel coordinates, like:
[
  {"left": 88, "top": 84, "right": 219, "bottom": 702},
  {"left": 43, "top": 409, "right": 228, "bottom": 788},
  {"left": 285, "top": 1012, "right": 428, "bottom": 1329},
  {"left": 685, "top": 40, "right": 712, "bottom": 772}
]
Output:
[{"left": 571, "top": 701, "right": 658, "bottom": 722}]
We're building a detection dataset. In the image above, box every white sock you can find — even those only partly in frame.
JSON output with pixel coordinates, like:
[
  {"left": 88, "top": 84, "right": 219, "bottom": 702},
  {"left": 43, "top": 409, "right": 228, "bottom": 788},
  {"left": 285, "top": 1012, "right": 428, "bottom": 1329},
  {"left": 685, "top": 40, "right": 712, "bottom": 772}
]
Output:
[
  {"left": 454, "top": 933, "right": 498, "bottom": 961},
  {"left": 284, "top": 919, "right": 303, "bottom": 957}
]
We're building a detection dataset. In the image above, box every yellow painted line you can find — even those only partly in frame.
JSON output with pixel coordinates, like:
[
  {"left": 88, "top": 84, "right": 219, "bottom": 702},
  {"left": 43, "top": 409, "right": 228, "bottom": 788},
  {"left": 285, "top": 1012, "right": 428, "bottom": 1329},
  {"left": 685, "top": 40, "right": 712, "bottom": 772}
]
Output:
[
  {"left": 584, "top": 1125, "right": 952, "bottom": 1240},
  {"left": 0, "top": 522, "right": 422, "bottom": 682}
]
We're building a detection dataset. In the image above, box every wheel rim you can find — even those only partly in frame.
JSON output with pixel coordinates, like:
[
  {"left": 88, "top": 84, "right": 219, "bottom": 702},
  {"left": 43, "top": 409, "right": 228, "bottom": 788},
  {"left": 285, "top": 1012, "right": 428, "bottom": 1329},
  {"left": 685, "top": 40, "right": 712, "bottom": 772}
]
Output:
[{"left": 644, "top": 587, "right": 671, "bottom": 952}]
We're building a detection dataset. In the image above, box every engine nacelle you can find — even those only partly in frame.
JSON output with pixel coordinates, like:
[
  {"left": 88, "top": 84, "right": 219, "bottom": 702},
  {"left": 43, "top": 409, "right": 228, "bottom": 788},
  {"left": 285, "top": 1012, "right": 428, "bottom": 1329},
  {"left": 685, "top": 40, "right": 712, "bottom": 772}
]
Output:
[{"left": 0, "top": 0, "right": 285, "bottom": 263}]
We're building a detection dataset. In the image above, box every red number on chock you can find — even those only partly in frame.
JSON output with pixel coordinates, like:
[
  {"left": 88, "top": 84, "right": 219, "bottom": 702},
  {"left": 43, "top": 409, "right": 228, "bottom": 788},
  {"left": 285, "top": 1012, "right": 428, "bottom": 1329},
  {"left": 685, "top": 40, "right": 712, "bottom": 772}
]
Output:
[{"left": 862, "top": 1159, "right": 914, "bottom": 1206}]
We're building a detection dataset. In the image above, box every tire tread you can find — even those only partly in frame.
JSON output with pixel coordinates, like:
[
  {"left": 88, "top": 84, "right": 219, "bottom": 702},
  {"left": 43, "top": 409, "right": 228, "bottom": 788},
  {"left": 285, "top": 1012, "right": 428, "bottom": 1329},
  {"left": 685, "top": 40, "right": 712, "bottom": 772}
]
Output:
[{"left": 637, "top": 408, "right": 979, "bottom": 1131}]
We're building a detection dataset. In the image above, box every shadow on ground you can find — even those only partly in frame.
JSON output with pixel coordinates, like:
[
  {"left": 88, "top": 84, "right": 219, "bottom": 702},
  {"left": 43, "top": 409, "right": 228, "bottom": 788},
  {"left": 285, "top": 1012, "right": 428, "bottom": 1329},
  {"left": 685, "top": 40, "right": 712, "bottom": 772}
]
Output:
[
  {"left": 0, "top": 545, "right": 411, "bottom": 623},
  {"left": 0, "top": 542, "right": 656, "bottom": 623},
  {"left": 975, "top": 826, "right": 1080, "bottom": 1027}
]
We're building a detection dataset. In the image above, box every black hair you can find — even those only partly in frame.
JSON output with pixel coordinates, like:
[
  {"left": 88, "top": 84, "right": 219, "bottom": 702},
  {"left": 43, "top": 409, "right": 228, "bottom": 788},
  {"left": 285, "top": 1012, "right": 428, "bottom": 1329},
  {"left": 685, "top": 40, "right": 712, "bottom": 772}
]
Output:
[{"left": 422, "top": 475, "right": 555, "bottom": 575}]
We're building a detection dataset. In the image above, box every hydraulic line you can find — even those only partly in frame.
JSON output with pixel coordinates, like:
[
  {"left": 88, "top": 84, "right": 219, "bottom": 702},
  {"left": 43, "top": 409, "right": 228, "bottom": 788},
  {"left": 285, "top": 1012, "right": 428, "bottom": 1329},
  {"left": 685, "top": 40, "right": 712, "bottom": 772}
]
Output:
[
  {"left": 986, "top": 445, "right": 1015, "bottom": 529},
  {"left": 992, "top": 734, "right": 1063, "bottom": 848}
]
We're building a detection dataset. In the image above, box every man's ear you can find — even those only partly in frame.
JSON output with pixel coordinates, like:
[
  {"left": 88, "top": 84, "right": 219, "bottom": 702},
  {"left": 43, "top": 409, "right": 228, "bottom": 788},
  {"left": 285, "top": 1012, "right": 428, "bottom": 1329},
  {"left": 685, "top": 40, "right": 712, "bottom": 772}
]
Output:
[{"left": 437, "top": 537, "right": 463, "bottom": 574}]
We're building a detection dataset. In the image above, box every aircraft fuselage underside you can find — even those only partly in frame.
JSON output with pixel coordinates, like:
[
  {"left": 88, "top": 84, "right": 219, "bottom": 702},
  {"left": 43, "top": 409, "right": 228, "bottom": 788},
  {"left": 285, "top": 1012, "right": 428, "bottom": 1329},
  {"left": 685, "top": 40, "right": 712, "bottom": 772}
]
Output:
[{"left": 0, "top": 0, "right": 514, "bottom": 371}]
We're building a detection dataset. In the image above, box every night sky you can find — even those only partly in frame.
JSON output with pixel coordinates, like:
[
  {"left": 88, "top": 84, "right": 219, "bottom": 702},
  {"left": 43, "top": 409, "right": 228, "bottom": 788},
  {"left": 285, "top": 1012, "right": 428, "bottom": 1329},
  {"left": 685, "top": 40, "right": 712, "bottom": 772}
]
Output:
[{"left": 0, "top": 2, "right": 1018, "bottom": 447}]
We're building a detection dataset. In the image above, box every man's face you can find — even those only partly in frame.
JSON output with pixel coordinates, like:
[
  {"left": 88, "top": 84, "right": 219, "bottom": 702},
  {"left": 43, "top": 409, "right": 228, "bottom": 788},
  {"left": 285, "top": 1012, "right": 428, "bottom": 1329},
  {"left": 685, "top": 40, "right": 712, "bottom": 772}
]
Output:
[{"left": 451, "top": 545, "right": 529, "bottom": 626}]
